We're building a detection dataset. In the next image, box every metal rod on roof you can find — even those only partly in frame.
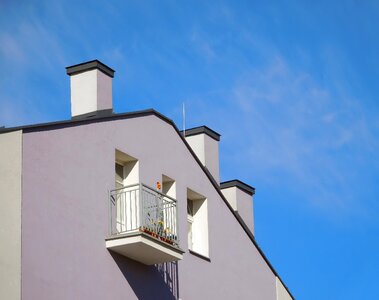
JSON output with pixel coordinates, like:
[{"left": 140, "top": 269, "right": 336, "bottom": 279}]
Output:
[{"left": 182, "top": 102, "right": 186, "bottom": 137}]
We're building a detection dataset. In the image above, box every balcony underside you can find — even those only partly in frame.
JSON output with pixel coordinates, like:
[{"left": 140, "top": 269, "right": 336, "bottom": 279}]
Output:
[{"left": 106, "top": 231, "right": 184, "bottom": 265}]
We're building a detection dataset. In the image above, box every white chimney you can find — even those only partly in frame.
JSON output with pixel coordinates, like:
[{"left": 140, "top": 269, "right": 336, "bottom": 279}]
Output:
[
  {"left": 220, "top": 180, "right": 255, "bottom": 235},
  {"left": 66, "top": 60, "right": 115, "bottom": 119},
  {"left": 184, "top": 126, "right": 220, "bottom": 183}
]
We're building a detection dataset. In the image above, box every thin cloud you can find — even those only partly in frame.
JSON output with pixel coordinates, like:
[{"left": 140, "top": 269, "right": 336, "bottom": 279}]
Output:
[
  {"left": 0, "top": 32, "right": 26, "bottom": 63},
  {"left": 0, "top": 97, "right": 45, "bottom": 127},
  {"left": 185, "top": 56, "right": 379, "bottom": 220},
  {"left": 190, "top": 29, "right": 217, "bottom": 62}
]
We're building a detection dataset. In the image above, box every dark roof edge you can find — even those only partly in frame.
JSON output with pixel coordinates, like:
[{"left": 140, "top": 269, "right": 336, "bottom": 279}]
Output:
[
  {"left": 174, "top": 125, "right": 295, "bottom": 299},
  {"left": 0, "top": 109, "right": 173, "bottom": 134},
  {"left": 66, "top": 59, "right": 115, "bottom": 78},
  {"left": 182, "top": 125, "right": 221, "bottom": 141},
  {"left": 220, "top": 179, "right": 256, "bottom": 196}
]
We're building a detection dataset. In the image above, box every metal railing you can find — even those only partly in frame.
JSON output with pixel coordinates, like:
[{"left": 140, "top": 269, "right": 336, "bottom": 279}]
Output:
[{"left": 109, "top": 183, "right": 179, "bottom": 246}]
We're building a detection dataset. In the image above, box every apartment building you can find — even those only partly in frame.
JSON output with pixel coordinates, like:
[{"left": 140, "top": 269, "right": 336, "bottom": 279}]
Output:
[{"left": 0, "top": 60, "right": 293, "bottom": 300}]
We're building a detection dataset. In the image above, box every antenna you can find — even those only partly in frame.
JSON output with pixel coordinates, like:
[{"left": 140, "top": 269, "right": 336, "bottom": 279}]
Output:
[{"left": 182, "top": 102, "right": 186, "bottom": 137}]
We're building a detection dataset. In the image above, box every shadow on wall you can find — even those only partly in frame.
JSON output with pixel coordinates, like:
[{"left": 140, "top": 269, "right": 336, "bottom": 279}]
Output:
[
  {"left": 111, "top": 252, "right": 179, "bottom": 300},
  {"left": 156, "top": 260, "right": 179, "bottom": 298}
]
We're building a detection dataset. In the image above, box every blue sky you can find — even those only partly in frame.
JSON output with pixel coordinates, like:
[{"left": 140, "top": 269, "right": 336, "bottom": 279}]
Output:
[{"left": 1, "top": 1, "right": 379, "bottom": 298}]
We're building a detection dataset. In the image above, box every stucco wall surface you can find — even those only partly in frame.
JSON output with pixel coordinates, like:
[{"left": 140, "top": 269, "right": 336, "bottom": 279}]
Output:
[
  {"left": 0, "top": 130, "right": 22, "bottom": 300},
  {"left": 22, "top": 115, "right": 277, "bottom": 300},
  {"left": 185, "top": 133, "right": 220, "bottom": 183},
  {"left": 221, "top": 186, "right": 255, "bottom": 234},
  {"left": 235, "top": 186, "right": 255, "bottom": 234}
]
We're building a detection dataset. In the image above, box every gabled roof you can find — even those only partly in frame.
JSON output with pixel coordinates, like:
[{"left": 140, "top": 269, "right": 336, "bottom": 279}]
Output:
[{"left": 0, "top": 109, "right": 293, "bottom": 298}]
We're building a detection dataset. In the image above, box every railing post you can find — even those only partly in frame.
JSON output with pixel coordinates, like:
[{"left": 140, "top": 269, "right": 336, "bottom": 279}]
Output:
[
  {"left": 108, "top": 189, "right": 112, "bottom": 236},
  {"left": 139, "top": 183, "right": 143, "bottom": 231},
  {"left": 176, "top": 199, "right": 179, "bottom": 245}
]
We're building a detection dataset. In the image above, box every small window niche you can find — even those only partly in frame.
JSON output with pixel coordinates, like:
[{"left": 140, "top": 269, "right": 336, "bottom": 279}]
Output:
[
  {"left": 161, "top": 175, "right": 177, "bottom": 242},
  {"left": 187, "top": 188, "right": 209, "bottom": 257},
  {"left": 114, "top": 150, "right": 139, "bottom": 233},
  {"left": 162, "top": 175, "right": 176, "bottom": 199},
  {"left": 115, "top": 149, "right": 139, "bottom": 188}
]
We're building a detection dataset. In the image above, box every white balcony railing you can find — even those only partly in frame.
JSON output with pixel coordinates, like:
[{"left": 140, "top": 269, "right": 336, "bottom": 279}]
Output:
[{"left": 109, "top": 183, "right": 179, "bottom": 247}]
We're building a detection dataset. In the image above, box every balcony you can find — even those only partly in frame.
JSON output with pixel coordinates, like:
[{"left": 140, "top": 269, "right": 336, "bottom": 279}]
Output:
[{"left": 105, "top": 183, "right": 184, "bottom": 265}]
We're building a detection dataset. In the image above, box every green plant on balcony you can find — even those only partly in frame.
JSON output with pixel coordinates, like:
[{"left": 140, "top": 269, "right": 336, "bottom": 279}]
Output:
[{"left": 141, "top": 212, "right": 173, "bottom": 245}]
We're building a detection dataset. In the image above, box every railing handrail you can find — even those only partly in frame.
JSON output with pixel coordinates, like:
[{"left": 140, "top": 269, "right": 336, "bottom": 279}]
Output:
[
  {"left": 110, "top": 183, "right": 140, "bottom": 193},
  {"left": 110, "top": 183, "right": 177, "bottom": 203}
]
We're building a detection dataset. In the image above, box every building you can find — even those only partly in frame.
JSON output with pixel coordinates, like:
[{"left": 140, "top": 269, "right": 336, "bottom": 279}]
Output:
[{"left": 0, "top": 60, "right": 293, "bottom": 299}]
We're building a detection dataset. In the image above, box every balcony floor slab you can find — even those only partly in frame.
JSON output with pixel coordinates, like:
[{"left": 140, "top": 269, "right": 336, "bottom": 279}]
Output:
[{"left": 106, "top": 232, "right": 184, "bottom": 265}]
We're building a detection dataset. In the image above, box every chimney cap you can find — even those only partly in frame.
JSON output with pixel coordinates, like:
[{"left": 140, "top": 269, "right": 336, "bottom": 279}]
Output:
[
  {"left": 66, "top": 60, "right": 115, "bottom": 78},
  {"left": 184, "top": 125, "right": 221, "bottom": 141},
  {"left": 220, "top": 179, "right": 255, "bottom": 196}
]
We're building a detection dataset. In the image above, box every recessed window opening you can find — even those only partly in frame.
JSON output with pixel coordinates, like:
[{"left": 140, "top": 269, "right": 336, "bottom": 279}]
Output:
[
  {"left": 187, "top": 188, "right": 208, "bottom": 257},
  {"left": 114, "top": 150, "right": 139, "bottom": 233},
  {"left": 162, "top": 175, "right": 176, "bottom": 198},
  {"left": 161, "top": 175, "right": 177, "bottom": 242},
  {"left": 115, "top": 149, "right": 139, "bottom": 188}
]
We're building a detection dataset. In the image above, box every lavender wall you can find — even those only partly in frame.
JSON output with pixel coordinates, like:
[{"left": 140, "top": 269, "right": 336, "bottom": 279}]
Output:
[
  {"left": 0, "top": 130, "right": 22, "bottom": 300},
  {"left": 22, "top": 115, "right": 277, "bottom": 299}
]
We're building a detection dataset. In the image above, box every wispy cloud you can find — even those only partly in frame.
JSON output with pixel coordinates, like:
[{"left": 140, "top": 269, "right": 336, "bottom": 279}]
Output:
[
  {"left": 185, "top": 55, "right": 379, "bottom": 220},
  {"left": 0, "top": 0, "right": 117, "bottom": 127},
  {"left": 0, "top": 96, "right": 45, "bottom": 127},
  {"left": 190, "top": 29, "right": 217, "bottom": 62},
  {"left": 0, "top": 9, "right": 69, "bottom": 126},
  {"left": 0, "top": 5, "right": 68, "bottom": 73},
  {"left": 0, "top": 32, "right": 26, "bottom": 63}
]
